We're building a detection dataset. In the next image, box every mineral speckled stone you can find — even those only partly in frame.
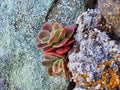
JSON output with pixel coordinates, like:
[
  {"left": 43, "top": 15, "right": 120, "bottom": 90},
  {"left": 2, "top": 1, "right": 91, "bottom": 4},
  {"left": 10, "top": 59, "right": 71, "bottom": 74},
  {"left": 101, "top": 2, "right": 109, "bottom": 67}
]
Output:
[
  {"left": 0, "top": 0, "right": 85, "bottom": 90},
  {"left": 98, "top": 0, "right": 120, "bottom": 37},
  {"left": 47, "top": 0, "right": 85, "bottom": 25},
  {"left": 68, "top": 9, "right": 120, "bottom": 89}
]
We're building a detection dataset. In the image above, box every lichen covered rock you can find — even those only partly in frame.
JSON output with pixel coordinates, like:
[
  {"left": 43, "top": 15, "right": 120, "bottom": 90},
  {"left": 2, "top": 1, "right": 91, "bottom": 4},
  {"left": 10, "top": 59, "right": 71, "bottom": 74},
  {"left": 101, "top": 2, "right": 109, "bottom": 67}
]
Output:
[
  {"left": 0, "top": 0, "right": 85, "bottom": 90},
  {"left": 47, "top": 0, "right": 85, "bottom": 25},
  {"left": 68, "top": 9, "right": 120, "bottom": 89}
]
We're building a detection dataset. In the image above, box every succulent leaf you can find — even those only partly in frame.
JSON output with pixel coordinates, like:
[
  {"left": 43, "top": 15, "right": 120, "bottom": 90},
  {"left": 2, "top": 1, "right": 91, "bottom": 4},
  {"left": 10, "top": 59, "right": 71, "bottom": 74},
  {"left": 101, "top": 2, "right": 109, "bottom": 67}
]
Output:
[
  {"left": 64, "top": 39, "right": 74, "bottom": 46},
  {"left": 59, "top": 28, "right": 66, "bottom": 39},
  {"left": 53, "top": 38, "right": 69, "bottom": 48},
  {"left": 61, "top": 61, "right": 68, "bottom": 80},
  {"left": 38, "top": 30, "right": 50, "bottom": 40},
  {"left": 44, "top": 54, "right": 59, "bottom": 60},
  {"left": 58, "top": 60, "right": 63, "bottom": 69},
  {"left": 48, "top": 30, "right": 61, "bottom": 44},
  {"left": 44, "top": 51, "right": 65, "bottom": 58},
  {"left": 36, "top": 42, "right": 46, "bottom": 49},
  {"left": 44, "top": 47, "right": 56, "bottom": 52},
  {"left": 37, "top": 22, "right": 75, "bottom": 79},
  {"left": 41, "top": 59, "right": 56, "bottom": 67},
  {"left": 42, "top": 22, "right": 52, "bottom": 32},
  {"left": 53, "top": 60, "right": 62, "bottom": 74},
  {"left": 53, "top": 22, "right": 63, "bottom": 31},
  {"left": 46, "top": 67, "right": 54, "bottom": 76},
  {"left": 65, "top": 25, "right": 75, "bottom": 38},
  {"left": 56, "top": 47, "right": 70, "bottom": 54},
  {"left": 41, "top": 37, "right": 49, "bottom": 43},
  {"left": 46, "top": 46, "right": 61, "bottom": 52},
  {"left": 43, "top": 44, "right": 52, "bottom": 51},
  {"left": 48, "top": 35, "right": 58, "bottom": 44},
  {"left": 54, "top": 30, "right": 61, "bottom": 38}
]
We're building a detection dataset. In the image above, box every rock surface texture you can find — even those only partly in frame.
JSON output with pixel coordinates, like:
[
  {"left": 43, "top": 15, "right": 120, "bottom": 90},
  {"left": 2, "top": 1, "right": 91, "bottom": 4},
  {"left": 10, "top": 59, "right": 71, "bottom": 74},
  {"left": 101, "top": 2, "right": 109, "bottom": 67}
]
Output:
[
  {"left": 98, "top": 0, "right": 120, "bottom": 37},
  {"left": 0, "top": 0, "right": 85, "bottom": 90},
  {"left": 68, "top": 9, "right": 120, "bottom": 90},
  {"left": 1, "top": 0, "right": 120, "bottom": 90}
]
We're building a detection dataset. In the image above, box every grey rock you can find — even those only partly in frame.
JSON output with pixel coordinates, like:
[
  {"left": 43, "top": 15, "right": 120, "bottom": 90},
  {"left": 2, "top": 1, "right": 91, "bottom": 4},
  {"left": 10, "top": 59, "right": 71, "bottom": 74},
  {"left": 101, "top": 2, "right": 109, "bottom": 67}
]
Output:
[
  {"left": 68, "top": 9, "right": 120, "bottom": 89},
  {"left": 98, "top": 0, "right": 120, "bottom": 37},
  {"left": 0, "top": 0, "right": 85, "bottom": 90}
]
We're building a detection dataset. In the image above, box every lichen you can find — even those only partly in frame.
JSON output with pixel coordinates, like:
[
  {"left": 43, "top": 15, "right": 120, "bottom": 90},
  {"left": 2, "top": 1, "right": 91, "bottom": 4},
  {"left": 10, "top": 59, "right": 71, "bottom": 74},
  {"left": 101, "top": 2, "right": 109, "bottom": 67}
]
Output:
[
  {"left": 74, "top": 56, "right": 120, "bottom": 89},
  {"left": 68, "top": 9, "right": 120, "bottom": 89},
  {"left": 0, "top": 0, "right": 86, "bottom": 90}
]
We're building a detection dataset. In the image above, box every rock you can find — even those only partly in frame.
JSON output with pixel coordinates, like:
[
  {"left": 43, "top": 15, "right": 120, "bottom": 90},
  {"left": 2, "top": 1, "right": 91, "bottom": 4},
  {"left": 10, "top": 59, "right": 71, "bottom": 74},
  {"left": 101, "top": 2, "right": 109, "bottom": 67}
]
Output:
[
  {"left": 98, "top": 0, "right": 120, "bottom": 37},
  {"left": 84, "top": 0, "right": 97, "bottom": 9},
  {"left": 68, "top": 9, "right": 120, "bottom": 89},
  {"left": 0, "top": 0, "right": 85, "bottom": 90},
  {"left": 47, "top": 0, "right": 85, "bottom": 25}
]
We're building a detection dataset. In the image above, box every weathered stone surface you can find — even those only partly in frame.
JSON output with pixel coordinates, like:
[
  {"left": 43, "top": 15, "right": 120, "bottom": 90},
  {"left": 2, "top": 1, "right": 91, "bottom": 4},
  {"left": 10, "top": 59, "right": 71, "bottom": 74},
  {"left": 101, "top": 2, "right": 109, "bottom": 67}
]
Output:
[
  {"left": 47, "top": 0, "right": 85, "bottom": 25},
  {"left": 98, "top": 0, "right": 120, "bottom": 37},
  {"left": 68, "top": 9, "right": 120, "bottom": 90},
  {"left": 84, "top": 0, "right": 97, "bottom": 9},
  {"left": 0, "top": 0, "right": 85, "bottom": 90}
]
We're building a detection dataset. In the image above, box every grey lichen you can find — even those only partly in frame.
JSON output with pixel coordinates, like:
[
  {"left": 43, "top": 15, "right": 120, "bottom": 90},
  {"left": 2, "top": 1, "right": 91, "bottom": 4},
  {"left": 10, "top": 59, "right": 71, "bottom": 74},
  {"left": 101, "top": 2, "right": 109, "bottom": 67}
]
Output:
[
  {"left": 0, "top": 0, "right": 86, "bottom": 90},
  {"left": 68, "top": 9, "right": 120, "bottom": 89},
  {"left": 47, "top": 0, "right": 85, "bottom": 25}
]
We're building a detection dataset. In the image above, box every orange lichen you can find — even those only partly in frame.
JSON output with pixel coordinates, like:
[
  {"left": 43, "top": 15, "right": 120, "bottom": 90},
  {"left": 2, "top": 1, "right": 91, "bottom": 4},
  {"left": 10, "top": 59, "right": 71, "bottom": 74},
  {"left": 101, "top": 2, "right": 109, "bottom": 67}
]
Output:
[{"left": 75, "top": 56, "right": 120, "bottom": 89}]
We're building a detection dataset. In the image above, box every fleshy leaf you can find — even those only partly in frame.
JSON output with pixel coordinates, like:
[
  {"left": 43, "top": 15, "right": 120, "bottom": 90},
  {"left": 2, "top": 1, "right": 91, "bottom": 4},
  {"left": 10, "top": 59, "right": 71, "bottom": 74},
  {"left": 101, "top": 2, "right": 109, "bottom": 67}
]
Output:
[
  {"left": 44, "top": 54, "right": 60, "bottom": 60},
  {"left": 43, "top": 44, "right": 52, "bottom": 50},
  {"left": 41, "top": 59, "right": 56, "bottom": 67},
  {"left": 54, "top": 30, "right": 61, "bottom": 37},
  {"left": 42, "top": 22, "right": 52, "bottom": 32},
  {"left": 48, "top": 35, "right": 58, "bottom": 44},
  {"left": 65, "top": 25, "right": 75, "bottom": 38},
  {"left": 64, "top": 39, "right": 74, "bottom": 46},
  {"left": 58, "top": 60, "right": 63, "bottom": 69},
  {"left": 59, "top": 28, "right": 66, "bottom": 39},
  {"left": 46, "top": 67, "right": 54, "bottom": 76},
  {"left": 48, "top": 30, "right": 61, "bottom": 44},
  {"left": 56, "top": 46, "right": 70, "bottom": 54},
  {"left": 37, "top": 22, "right": 75, "bottom": 79},
  {"left": 53, "top": 60, "right": 62, "bottom": 74},
  {"left": 38, "top": 30, "right": 50, "bottom": 40},
  {"left": 53, "top": 22, "right": 63, "bottom": 31},
  {"left": 53, "top": 38, "right": 69, "bottom": 48},
  {"left": 41, "top": 37, "right": 49, "bottom": 43},
  {"left": 43, "top": 51, "right": 65, "bottom": 58},
  {"left": 36, "top": 42, "right": 46, "bottom": 49},
  {"left": 62, "top": 61, "right": 68, "bottom": 80},
  {"left": 44, "top": 47, "right": 57, "bottom": 52}
]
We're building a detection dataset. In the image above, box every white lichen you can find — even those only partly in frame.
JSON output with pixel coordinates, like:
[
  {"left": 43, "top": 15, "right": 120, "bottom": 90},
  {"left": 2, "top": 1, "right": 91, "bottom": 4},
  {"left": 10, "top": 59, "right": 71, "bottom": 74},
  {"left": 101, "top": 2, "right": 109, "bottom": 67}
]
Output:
[{"left": 68, "top": 9, "right": 120, "bottom": 89}]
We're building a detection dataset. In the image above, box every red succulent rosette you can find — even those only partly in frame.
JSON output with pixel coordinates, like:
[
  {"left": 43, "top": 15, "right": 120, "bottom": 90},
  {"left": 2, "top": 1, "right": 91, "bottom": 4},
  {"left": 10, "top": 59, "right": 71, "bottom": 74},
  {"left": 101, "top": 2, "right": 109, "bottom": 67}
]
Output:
[{"left": 37, "top": 22, "right": 75, "bottom": 80}]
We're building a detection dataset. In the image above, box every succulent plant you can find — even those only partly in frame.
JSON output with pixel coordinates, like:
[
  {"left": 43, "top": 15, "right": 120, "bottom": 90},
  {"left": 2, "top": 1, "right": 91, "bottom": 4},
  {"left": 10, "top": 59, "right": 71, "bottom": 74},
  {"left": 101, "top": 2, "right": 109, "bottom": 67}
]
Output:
[{"left": 37, "top": 22, "right": 75, "bottom": 79}]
